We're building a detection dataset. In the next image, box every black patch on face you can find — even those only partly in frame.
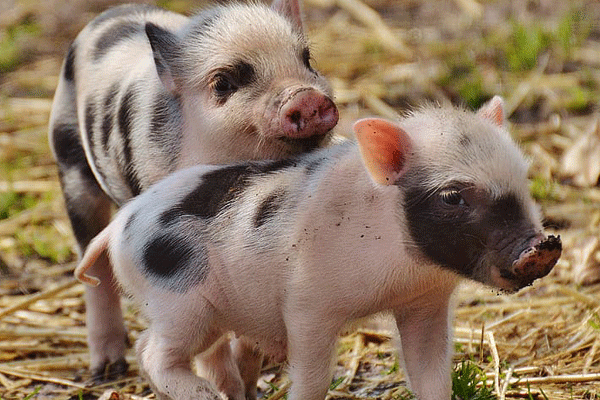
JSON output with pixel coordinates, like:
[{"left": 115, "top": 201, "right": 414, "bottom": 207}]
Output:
[
  {"left": 213, "top": 61, "right": 256, "bottom": 105},
  {"left": 63, "top": 42, "right": 76, "bottom": 82},
  {"left": 487, "top": 194, "right": 526, "bottom": 226},
  {"left": 90, "top": 4, "right": 159, "bottom": 27},
  {"left": 232, "top": 61, "right": 256, "bottom": 88},
  {"left": 160, "top": 159, "right": 297, "bottom": 225},
  {"left": 117, "top": 86, "right": 142, "bottom": 196},
  {"left": 402, "top": 177, "right": 483, "bottom": 277},
  {"left": 94, "top": 22, "right": 143, "bottom": 61},
  {"left": 254, "top": 190, "right": 286, "bottom": 228},
  {"left": 142, "top": 233, "right": 209, "bottom": 288},
  {"left": 402, "top": 169, "right": 535, "bottom": 282},
  {"left": 485, "top": 194, "right": 535, "bottom": 264}
]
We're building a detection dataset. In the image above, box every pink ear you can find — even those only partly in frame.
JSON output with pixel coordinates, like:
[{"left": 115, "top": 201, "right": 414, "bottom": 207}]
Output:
[
  {"left": 477, "top": 95, "right": 505, "bottom": 127},
  {"left": 271, "top": 0, "right": 303, "bottom": 32},
  {"left": 354, "top": 118, "right": 412, "bottom": 185}
]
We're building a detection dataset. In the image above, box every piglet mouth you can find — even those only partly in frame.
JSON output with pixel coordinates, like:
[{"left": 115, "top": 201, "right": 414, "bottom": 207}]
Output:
[{"left": 499, "top": 235, "right": 562, "bottom": 291}]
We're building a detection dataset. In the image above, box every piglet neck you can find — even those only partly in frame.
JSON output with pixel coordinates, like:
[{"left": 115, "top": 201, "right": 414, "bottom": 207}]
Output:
[{"left": 318, "top": 146, "right": 460, "bottom": 309}]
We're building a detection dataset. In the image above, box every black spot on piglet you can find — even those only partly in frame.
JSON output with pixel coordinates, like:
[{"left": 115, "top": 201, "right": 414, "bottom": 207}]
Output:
[
  {"left": 143, "top": 233, "right": 194, "bottom": 279},
  {"left": 160, "top": 159, "right": 298, "bottom": 225},
  {"left": 254, "top": 190, "right": 286, "bottom": 228}
]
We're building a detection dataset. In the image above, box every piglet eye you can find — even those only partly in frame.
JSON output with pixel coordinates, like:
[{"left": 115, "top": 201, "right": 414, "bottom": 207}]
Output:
[
  {"left": 214, "top": 74, "right": 237, "bottom": 97},
  {"left": 440, "top": 189, "right": 465, "bottom": 206}
]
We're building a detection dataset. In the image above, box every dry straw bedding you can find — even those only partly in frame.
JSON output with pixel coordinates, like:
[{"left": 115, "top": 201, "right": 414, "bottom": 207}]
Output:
[{"left": 1, "top": 0, "right": 600, "bottom": 398}]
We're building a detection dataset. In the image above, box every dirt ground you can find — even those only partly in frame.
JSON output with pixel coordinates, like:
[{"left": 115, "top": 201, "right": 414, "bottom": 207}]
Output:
[{"left": 1, "top": 0, "right": 600, "bottom": 399}]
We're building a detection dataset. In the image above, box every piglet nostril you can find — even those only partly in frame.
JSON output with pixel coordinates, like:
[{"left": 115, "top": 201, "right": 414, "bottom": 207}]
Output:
[
  {"left": 289, "top": 110, "right": 302, "bottom": 125},
  {"left": 319, "top": 98, "right": 338, "bottom": 128}
]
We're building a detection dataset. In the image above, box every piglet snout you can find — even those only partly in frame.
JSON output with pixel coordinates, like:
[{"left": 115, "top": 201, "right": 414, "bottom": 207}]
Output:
[
  {"left": 511, "top": 234, "right": 562, "bottom": 286},
  {"left": 280, "top": 89, "right": 338, "bottom": 138}
]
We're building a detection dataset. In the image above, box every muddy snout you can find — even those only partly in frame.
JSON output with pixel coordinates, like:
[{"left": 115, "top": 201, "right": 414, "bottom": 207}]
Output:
[
  {"left": 279, "top": 88, "right": 338, "bottom": 138},
  {"left": 509, "top": 235, "right": 562, "bottom": 288}
]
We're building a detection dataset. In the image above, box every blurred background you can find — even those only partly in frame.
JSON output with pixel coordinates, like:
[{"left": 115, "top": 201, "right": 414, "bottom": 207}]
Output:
[{"left": 1, "top": 0, "right": 600, "bottom": 399}]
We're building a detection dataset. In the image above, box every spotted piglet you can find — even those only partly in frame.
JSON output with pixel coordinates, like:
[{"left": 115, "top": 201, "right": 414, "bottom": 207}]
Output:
[
  {"left": 76, "top": 97, "right": 561, "bottom": 400},
  {"left": 49, "top": 0, "right": 338, "bottom": 379}
]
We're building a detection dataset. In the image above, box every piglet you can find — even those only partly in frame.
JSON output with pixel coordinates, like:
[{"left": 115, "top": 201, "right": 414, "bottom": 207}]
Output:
[
  {"left": 49, "top": 0, "right": 337, "bottom": 379},
  {"left": 75, "top": 97, "right": 561, "bottom": 400}
]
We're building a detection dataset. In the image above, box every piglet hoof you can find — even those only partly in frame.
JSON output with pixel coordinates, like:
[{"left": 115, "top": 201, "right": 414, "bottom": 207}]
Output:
[
  {"left": 91, "top": 357, "right": 129, "bottom": 383},
  {"left": 511, "top": 235, "right": 562, "bottom": 288}
]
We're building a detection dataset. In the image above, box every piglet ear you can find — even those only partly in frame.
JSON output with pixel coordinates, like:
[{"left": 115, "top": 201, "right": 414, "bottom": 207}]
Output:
[
  {"left": 146, "top": 22, "right": 182, "bottom": 94},
  {"left": 271, "top": 0, "right": 303, "bottom": 32},
  {"left": 477, "top": 95, "right": 505, "bottom": 127},
  {"left": 354, "top": 118, "right": 412, "bottom": 186}
]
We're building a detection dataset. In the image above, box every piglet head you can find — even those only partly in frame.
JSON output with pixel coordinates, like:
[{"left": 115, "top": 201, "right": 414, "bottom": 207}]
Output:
[
  {"left": 146, "top": 0, "right": 338, "bottom": 162},
  {"left": 354, "top": 97, "right": 561, "bottom": 293}
]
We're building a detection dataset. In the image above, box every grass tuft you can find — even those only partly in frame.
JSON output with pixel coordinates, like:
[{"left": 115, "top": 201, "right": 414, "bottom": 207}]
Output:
[{"left": 452, "top": 361, "right": 496, "bottom": 400}]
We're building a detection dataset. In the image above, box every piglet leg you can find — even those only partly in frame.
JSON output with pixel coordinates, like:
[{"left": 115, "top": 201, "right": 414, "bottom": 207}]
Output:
[
  {"left": 286, "top": 313, "right": 340, "bottom": 400},
  {"left": 231, "top": 337, "right": 263, "bottom": 400},
  {"left": 194, "top": 337, "right": 246, "bottom": 400},
  {"left": 84, "top": 251, "right": 128, "bottom": 379},
  {"left": 394, "top": 293, "right": 454, "bottom": 400},
  {"left": 137, "top": 301, "right": 222, "bottom": 400}
]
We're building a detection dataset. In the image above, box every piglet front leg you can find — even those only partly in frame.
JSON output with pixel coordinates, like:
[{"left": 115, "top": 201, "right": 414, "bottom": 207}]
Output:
[
  {"left": 394, "top": 291, "right": 455, "bottom": 400},
  {"left": 285, "top": 312, "right": 341, "bottom": 400}
]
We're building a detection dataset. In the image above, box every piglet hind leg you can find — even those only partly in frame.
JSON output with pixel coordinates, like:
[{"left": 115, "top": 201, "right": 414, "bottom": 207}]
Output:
[
  {"left": 231, "top": 337, "right": 263, "bottom": 400},
  {"left": 196, "top": 337, "right": 264, "bottom": 400},
  {"left": 394, "top": 296, "right": 454, "bottom": 400},
  {"left": 84, "top": 251, "right": 129, "bottom": 380},
  {"left": 51, "top": 106, "right": 128, "bottom": 379},
  {"left": 57, "top": 165, "right": 128, "bottom": 380},
  {"left": 194, "top": 337, "right": 251, "bottom": 400},
  {"left": 137, "top": 301, "right": 224, "bottom": 400}
]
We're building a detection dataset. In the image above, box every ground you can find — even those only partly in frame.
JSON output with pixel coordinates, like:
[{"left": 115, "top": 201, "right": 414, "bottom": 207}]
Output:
[{"left": 1, "top": 0, "right": 600, "bottom": 399}]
